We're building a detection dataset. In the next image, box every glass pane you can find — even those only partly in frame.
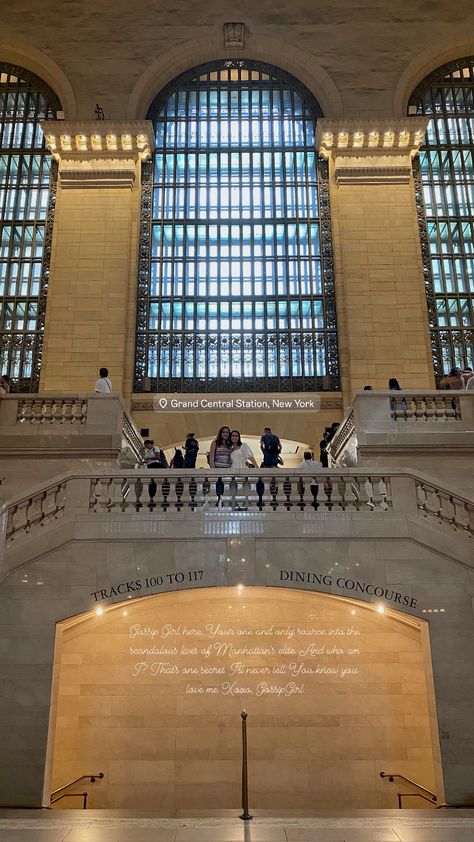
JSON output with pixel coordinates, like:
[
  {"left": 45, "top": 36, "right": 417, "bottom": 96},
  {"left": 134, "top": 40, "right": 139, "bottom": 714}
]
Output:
[{"left": 138, "top": 60, "right": 337, "bottom": 391}]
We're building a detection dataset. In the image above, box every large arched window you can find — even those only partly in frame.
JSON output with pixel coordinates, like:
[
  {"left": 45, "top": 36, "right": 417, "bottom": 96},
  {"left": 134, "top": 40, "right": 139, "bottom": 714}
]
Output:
[
  {"left": 0, "top": 63, "right": 59, "bottom": 391},
  {"left": 411, "top": 59, "right": 474, "bottom": 378},
  {"left": 135, "top": 59, "right": 338, "bottom": 393}
]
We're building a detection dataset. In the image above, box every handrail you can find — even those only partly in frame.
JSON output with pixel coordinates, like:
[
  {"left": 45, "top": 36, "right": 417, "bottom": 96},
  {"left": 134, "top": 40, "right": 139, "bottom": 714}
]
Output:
[
  {"left": 380, "top": 771, "right": 436, "bottom": 801},
  {"left": 50, "top": 772, "right": 103, "bottom": 799},
  {"left": 240, "top": 710, "right": 252, "bottom": 821},
  {"left": 50, "top": 792, "right": 88, "bottom": 809},
  {"left": 397, "top": 792, "right": 437, "bottom": 809}
]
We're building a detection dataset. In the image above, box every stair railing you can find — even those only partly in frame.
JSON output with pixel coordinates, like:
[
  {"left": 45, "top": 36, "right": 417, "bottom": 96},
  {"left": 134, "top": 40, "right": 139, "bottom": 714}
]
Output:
[
  {"left": 380, "top": 771, "right": 437, "bottom": 806},
  {"left": 50, "top": 772, "right": 104, "bottom": 809}
]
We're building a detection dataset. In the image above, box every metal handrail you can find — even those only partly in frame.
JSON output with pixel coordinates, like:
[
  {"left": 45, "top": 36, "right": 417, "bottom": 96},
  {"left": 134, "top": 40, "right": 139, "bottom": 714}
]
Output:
[
  {"left": 50, "top": 772, "right": 103, "bottom": 799},
  {"left": 397, "top": 792, "right": 437, "bottom": 809},
  {"left": 50, "top": 792, "right": 88, "bottom": 809},
  {"left": 380, "top": 771, "right": 436, "bottom": 801}
]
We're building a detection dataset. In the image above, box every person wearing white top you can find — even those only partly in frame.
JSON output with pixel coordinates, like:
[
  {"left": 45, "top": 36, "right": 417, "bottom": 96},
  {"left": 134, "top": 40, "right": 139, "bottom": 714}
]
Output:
[
  {"left": 466, "top": 375, "right": 474, "bottom": 390},
  {"left": 230, "top": 430, "right": 258, "bottom": 468},
  {"left": 298, "top": 452, "right": 321, "bottom": 470},
  {"left": 95, "top": 367, "right": 112, "bottom": 393}
]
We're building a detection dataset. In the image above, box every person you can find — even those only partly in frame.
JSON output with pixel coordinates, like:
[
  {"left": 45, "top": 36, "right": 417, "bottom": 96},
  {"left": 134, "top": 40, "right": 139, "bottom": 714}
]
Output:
[
  {"left": 95, "top": 367, "right": 112, "bottom": 393},
  {"left": 388, "top": 378, "right": 401, "bottom": 390},
  {"left": 466, "top": 374, "right": 474, "bottom": 390},
  {"left": 0, "top": 374, "right": 11, "bottom": 394},
  {"left": 260, "top": 426, "right": 281, "bottom": 468},
  {"left": 230, "top": 430, "right": 258, "bottom": 469},
  {"left": 461, "top": 367, "right": 473, "bottom": 387},
  {"left": 183, "top": 433, "right": 199, "bottom": 468},
  {"left": 440, "top": 367, "right": 465, "bottom": 389},
  {"left": 298, "top": 451, "right": 321, "bottom": 470},
  {"left": 209, "top": 426, "right": 232, "bottom": 468},
  {"left": 170, "top": 448, "right": 184, "bottom": 468},
  {"left": 319, "top": 439, "right": 329, "bottom": 468},
  {"left": 143, "top": 439, "right": 168, "bottom": 468}
]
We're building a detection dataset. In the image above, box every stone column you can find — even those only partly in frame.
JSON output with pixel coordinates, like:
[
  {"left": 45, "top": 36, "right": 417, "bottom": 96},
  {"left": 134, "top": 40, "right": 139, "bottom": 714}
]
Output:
[
  {"left": 39, "top": 121, "right": 155, "bottom": 394},
  {"left": 316, "top": 118, "right": 434, "bottom": 398}
]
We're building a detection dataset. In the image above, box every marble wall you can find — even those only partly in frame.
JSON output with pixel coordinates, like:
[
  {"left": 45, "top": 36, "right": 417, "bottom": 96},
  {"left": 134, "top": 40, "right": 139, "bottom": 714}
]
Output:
[{"left": 49, "top": 587, "right": 437, "bottom": 811}]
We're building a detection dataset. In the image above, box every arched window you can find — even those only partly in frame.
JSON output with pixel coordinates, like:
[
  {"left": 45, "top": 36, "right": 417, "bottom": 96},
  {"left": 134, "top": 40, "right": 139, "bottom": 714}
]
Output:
[
  {"left": 411, "top": 59, "right": 474, "bottom": 378},
  {"left": 0, "top": 63, "right": 60, "bottom": 391},
  {"left": 135, "top": 59, "right": 338, "bottom": 393}
]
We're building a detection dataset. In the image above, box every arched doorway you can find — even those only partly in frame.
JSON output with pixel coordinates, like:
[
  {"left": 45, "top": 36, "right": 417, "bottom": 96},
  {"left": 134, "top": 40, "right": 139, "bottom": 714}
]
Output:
[{"left": 47, "top": 587, "right": 441, "bottom": 812}]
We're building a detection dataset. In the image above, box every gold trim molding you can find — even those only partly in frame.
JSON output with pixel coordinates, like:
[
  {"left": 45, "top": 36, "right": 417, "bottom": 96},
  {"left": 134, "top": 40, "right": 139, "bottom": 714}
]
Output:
[
  {"left": 40, "top": 120, "right": 155, "bottom": 188},
  {"left": 315, "top": 117, "right": 430, "bottom": 185}
]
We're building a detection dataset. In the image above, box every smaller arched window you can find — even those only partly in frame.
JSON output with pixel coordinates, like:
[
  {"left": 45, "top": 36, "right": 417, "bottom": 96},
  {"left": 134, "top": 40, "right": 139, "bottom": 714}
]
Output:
[
  {"left": 410, "top": 59, "right": 474, "bottom": 378},
  {"left": 0, "top": 63, "right": 60, "bottom": 391}
]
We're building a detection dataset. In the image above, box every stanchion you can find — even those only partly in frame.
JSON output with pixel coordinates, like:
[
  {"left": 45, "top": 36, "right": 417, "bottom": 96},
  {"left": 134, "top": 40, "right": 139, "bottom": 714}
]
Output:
[{"left": 240, "top": 710, "right": 253, "bottom": 821}]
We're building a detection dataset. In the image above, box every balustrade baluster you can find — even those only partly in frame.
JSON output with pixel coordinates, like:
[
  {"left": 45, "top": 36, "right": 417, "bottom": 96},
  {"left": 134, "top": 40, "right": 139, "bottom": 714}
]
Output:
[
  {"left": 71, "top": 399, "right": 84, "bottom": 423},
  {"left": 62, "top": 399, "right": 74, "bottom": 423},
  {"left": 50, "top": 400, "right": 62, "bottom": 424},
  {"left": 343, "top": 478, "right": 359, "bottom": 511},
  {"left": 283, "top": 476, "right": 293, "bottom": 510},
  {"left": 425, "top": 395, "right": 435, "bottom": 420},
  {"left": 269, "top": 475, "right": 278, "bottom": 511},
  {"left": 7, "top": 500, "right": 29, "bottom": 540},
  {"left": 132, "top": 476, "right": 144, "bottom": 511},
  {"left": 31, "top": 400, "right": 43, "bottom": 424},
  {"left": 188, "top": 476, "right": 198, "bottom": 511},
  {"left": 416, "top": 482, "right": 427, "bottom": 512},
  {"left": 444, "top": 396, "right": 457, "bottom": 420},
  {"left": 256, "top": 477, "right": 265, "bottom": 511},
  {"left": 404, "top": 396, "right": 415, "bottom": 420},
  {"left": 17, "top": 399, "right": 33, "bottom": 423},
  {"left": 433, "top": 395, "right": 446, "bottom": 421},
  {"left": 438, "top": 492, "right": 455, "bottom": 525},
  {"left": 363, "top": 478, "right": 375, "bottom": 510},
  {"left": 42, "top": 399, "right": 54, "bottom": 424},
  {"left": 414, "top": 396, "right": 426, "bottom": 420},
  {"left": 92, "top": 478, "right": 111, "bottom": 512},
  {"left": 377, "top": 478, "right": 389, "bottom": 510},
  {"left": 166, "top": 474, "right": 179, "bottom": 511},
  {"left": 323, "top": 477, "right": 333, "bottom": 510},
  {"left": 425, "top": 486, "right": 442, "bottom": 519},
  {"left": 110, "top": 478, "right": 127, "bottom": 512}
]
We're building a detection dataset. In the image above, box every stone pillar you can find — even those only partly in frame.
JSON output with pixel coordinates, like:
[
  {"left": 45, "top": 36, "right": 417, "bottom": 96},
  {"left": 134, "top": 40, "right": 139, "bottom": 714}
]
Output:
[
  {"left": 39, "top": 121, "right": 155, "bottom": 394},
  {"left": 316, "top": 118, "right": 434, "bottom": 398}
]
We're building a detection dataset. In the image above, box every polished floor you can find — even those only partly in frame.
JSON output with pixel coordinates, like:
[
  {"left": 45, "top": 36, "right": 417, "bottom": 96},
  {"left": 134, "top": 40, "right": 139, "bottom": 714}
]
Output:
[{"left": 1, "top": 811, "right": 474, "bottom": 842}]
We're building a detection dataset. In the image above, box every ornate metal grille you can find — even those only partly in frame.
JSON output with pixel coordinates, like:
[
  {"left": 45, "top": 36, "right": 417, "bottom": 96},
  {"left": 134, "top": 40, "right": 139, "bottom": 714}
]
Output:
[
  {"left": 410, "top": 59, "right": 474, "bottom": 378},
  {"left": 135, "top": 59, "right": 339, "bottom": 393},
  {"left": 0, "top": 63, "right": 60, "bottom": 392}
]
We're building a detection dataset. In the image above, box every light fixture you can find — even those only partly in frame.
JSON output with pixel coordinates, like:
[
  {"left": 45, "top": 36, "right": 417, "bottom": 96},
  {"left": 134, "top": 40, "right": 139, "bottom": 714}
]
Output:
[
  {"left": 96, "top": 606, "right": 104, "bottom": 616},
  {"left": 376, "top": 604, "right": 385, "bottom": 614}
]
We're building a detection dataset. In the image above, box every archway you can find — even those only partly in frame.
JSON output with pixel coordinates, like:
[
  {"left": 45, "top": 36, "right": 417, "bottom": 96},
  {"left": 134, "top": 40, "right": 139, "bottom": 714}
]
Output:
[{"left": 47, "top": 587, "right": 441, "bottom": 812}]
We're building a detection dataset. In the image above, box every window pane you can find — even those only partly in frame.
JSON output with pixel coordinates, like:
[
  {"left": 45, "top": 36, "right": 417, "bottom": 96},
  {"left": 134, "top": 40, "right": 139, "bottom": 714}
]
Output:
[
  {"left": 136, "top": 60, "right": 339, "bottom": 391},
  {"left": 0, "top": 63, "right": 59, "bottom": 389},
  {"left": 413, "top": 57, "right": 474, "bottom": 375}
]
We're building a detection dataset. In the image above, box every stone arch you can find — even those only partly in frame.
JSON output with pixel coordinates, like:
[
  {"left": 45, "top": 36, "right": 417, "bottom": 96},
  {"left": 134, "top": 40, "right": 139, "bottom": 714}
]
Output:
[
  {"left": 0, "top": 40, "right": 77, "bottom": 118},
  {"left": 46, "top": 586, "right": 441, "bottom": 811},
  {"left": 126, "top": 36, "right": 343, "bottom": 120},
  {"left": 393, "top": 39, "right": 474, "bottom": 115}
]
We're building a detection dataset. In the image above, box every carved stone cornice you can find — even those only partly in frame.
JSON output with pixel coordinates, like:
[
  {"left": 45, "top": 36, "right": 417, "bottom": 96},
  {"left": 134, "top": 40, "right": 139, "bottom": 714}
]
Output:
[
  {"left": 315, "top": 117, "right": 430, "bottom": 185},
  {"left": 40, "top": 120, "right": 155, "bottom": 188}
]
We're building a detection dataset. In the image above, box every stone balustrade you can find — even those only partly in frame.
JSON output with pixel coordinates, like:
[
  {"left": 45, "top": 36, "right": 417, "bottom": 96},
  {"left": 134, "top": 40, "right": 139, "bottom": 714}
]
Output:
[
  {"left": 327, "top": 391, "right": 474, "bottom": 494},
  {"left": 3, "top": 469, "right": 473, "bottom": 549},
  {"left": 0, "top": 394, "right": 142, "bottom": 458}
]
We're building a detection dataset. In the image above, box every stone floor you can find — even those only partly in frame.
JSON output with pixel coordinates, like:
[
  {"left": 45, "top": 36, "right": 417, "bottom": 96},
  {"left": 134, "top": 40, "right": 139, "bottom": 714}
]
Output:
[{"left": 0, "top": 811, "right": 474, "bottom": 842}]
